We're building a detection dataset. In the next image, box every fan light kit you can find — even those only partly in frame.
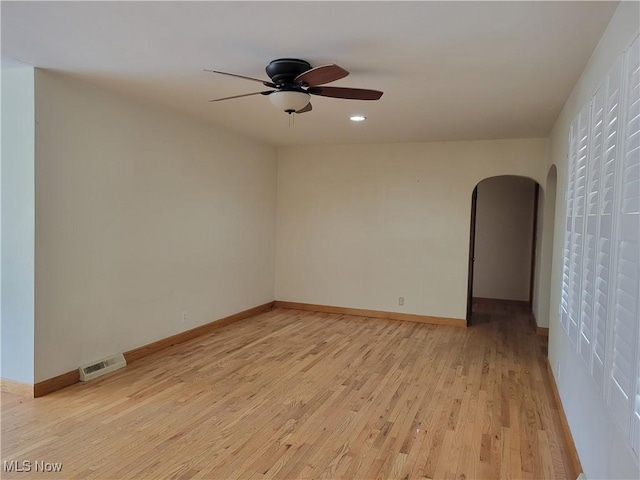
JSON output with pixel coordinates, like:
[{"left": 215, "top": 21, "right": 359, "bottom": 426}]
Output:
[
  {"left": 206, "top": 58, "right": 383, "bottom": 115},
  {"left": 269, "top": 91, "right": 310, "bottom": 113},
  {"left": 350, "top": 115, "right": 366, "bottom": 122}
]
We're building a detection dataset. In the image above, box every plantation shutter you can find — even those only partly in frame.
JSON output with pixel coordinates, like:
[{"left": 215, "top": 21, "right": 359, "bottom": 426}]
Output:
[
  {"left": 568, "top": 105, "right": 590, "bottom": 345},
  {"left": 608, "top": 34, "right": 640, "bottom": 437},
  {"left": 562, "top": 121, "right": 578, "bottom": 333},
  {"left": 581, "top": 85, "right": 605, "bottom": 368},
  {"left": 593, "top": 57, "right": 624, "bottom": 391},
  {"left": 627, "top": 35, "right": 640, "bottom": 461},
  {"left": 562, "top": 33, "right": 640, "bottom": 460}
]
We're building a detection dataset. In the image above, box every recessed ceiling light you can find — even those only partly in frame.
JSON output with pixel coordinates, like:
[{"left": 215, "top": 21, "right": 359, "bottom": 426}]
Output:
[{"left": 350, "top": 115, "right": 366, "bottom": 122}]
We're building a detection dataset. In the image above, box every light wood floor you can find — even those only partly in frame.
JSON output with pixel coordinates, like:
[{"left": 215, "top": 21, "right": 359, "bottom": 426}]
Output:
[{"left": 1, "top": 306, "right": 573, "bottom": 479}]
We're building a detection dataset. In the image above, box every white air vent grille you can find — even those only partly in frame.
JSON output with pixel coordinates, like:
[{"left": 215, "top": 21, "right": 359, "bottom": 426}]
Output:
[{"left": 79, "top": 353, "right": 126, "bottom": 381}]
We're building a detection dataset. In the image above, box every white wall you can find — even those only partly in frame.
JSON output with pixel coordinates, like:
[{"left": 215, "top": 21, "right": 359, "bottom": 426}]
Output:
[
  {"left": 33, "top": 70, "right": 277, "bottom": 382},
  {"left": 1, "top": 68, "right": 35, "bottom": 383},
  {"left": 533, "top": 165, "right": 557, "bottom": 328},
  {"left": 473, "top": 176, "right": 535, "bottom": 302},
  {"left": 276, "top": 139, "right": 547, "bottom": 320},
  {"left": 547, "top": 2, "right": 640, "bottom": 478}
]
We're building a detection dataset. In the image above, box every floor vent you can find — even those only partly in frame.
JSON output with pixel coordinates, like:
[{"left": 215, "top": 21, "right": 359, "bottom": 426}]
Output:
[{"left": 79, "top": 354, "right": 126, "bottom": 381}]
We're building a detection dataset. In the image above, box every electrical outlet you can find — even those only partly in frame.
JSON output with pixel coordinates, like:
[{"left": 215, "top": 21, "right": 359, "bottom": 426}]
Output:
[
  {"left": 181, "top": 311, "right": 188, "bottom": 324},
  {"left": 398, "top": 297, "right": 404, "bottom": 306}
]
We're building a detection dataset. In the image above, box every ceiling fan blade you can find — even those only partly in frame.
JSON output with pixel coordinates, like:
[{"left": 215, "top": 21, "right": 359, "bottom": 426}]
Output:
[
  {"left": 296, "top": 102, "right": 313, "bottom": 114},
  {"left": 204, "top": 69, "right": 276, "bottom": 88},
  {"left": 209, "top": 90, "right": 274, "bottom": 102},
  {"left": 307, "top": 86, "right": 383, "bottom": 100},
  {"left": 294, "top": 64, "right": 349, "bottom": 86}
]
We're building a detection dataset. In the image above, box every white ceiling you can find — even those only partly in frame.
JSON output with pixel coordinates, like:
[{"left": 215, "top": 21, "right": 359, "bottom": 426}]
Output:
[{"left": 2, "top": 1, "right": 617, "bottom": 147}]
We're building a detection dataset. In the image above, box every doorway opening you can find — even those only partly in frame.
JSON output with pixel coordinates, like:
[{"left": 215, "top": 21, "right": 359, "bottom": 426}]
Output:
[{"left": 466, "top": 175, "right": 541, "bottom": 326}]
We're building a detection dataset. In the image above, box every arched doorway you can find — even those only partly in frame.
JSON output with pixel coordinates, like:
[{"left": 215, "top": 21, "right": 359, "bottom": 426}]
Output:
[{"left": 466, "top": 175, "right": 541, "bottom": 325}]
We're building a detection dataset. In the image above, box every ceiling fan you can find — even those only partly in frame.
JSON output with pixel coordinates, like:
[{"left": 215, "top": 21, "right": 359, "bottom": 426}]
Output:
[{"left": 205, "top": 58, "right": 383, "bottom": 114}]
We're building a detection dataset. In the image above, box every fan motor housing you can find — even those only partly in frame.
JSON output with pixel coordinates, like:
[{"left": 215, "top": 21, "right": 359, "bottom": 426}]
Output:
[{"left": 266, "top": 58, "right": 311, "bottom": 85}]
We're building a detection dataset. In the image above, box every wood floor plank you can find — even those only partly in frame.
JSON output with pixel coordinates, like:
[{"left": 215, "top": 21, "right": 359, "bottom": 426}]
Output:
[{"left": 1, "top": 305, "right": 575, "bottom": 479}]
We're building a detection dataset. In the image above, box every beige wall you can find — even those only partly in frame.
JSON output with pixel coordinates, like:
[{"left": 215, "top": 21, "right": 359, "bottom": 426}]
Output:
[
  {"left": 473, "top": 176, "right": 536, "bottom": 302},
  {"left": 33, "top": 70, "right": 277, "bottom": 382},
  {"left": 276, "top": 140, "right": 547, "bottom": 320},
  {"left": 546, "top": 2, "right": 640, "bottom": 478}
]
